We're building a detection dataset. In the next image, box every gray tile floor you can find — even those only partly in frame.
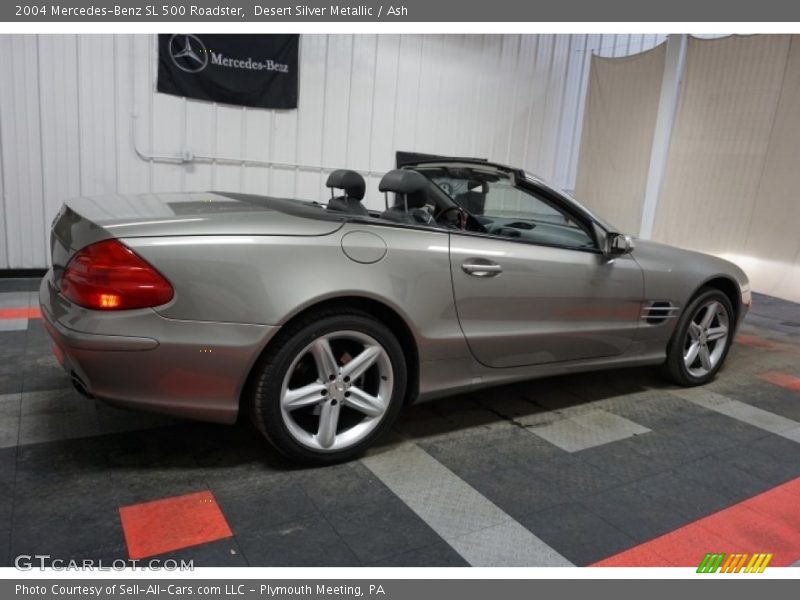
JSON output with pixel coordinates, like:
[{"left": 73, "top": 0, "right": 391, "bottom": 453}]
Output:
[{"left": 1, "top": 280, "right": 799, "bottom": 567}]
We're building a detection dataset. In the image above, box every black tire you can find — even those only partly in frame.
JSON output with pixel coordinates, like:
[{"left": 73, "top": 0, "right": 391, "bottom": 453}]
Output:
[
  {"left": 247, "top": 308, "right": 407, "bottom": 464},
  {"left": 664, "top": 287, "right": 735, "bottom": 386}
]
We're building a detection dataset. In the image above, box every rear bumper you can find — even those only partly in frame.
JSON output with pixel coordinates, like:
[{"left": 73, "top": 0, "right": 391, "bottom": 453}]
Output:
[{"left": 39, "top": 272, "right": 278, "bottom": 424}]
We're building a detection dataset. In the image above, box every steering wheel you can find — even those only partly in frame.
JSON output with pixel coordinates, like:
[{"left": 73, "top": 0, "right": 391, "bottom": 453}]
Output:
[{"left": 436, "top": 205, "right": 468, "bottom": 229}]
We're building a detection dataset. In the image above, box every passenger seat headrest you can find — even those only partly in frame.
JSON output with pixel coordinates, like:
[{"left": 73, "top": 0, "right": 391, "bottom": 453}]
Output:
[
  {"left": 378, "top": 169, "right": 428, "bottom": 195},
  {"left": 326, "top": 170, "right": 366, "bottom": 201}
]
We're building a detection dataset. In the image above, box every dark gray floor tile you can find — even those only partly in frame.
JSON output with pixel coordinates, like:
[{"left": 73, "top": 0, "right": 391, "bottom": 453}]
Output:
[
  {"left": 689, "top": 412, "right": 769, "bottom": 447},
  {"left": 298, "top": 462, "right": 395, "bottom": 512},
  {"left": 21, "top": 387, "right": 90, "bottom": 416},
  {"left": 742, "top": 314, "right": 800, "bottom": 336},
  {"left": 0, "top": 483, "right": 12, "bottom": 525},
  {"left": 562, "top": 368, "right": 658, "bottom": 402},
  {"left": 102, "top": 428, "right": 208, "bottom": 505},
  {"left": 750, "top": 293, "right": 800, "bottom": 323},
  {"left": 0, "top": 446, "right": 16, "bottom": 485},
  {"left": 517, "top": 501, "right": 637, "bottom": 566},
  {"left": 237, "top": 515, "right": 360, "bottom": 566},
  {"left": 111, "top": 468, "right": 211, "bottom": 507},
  {"left": 750, "top": 435, "right": 800, "bottom": 474},
  {"left": 148, "top": 537, "right": 248, "bottom": 567},
  {"left": 724, "top": 382, "right": 800, "bottom": 422},
  {"left": 212, "top": 474, "right": 317, "bottom": 535},
  {"left": 0, "top": 528, "right": 9, "bottom": 567},
  {"left": 676, "top": 455, "right": 774, "bottom": 504},
  {"left": 194, "top": 451, "right": 293, "bottom": 487},
  {"left": 326, "top": 497, "right": 443, "bottom": 564},
  {"left": 21, "top": 355, "right": 72, "bottom": 394},
  {"left": 94, "top": 405, "right": 176, "bottom": 437},
  {"left": 629, "top": 470, "right": 734, "bottom": 522},
  {"left": 15, "top": 436, "right": 108, "bottom": 488},
  {"left": 103, "top": 426, "right": 198, "bottom": 469},
  {"left": 0, "top": 330, "right": 26, "bottom": 359},
  {"left": 0, "top": 278, "right": 43, "bottom": 292},
  {"left": 661, "top": 419, "right": 744, "bottom": 455},
  {"left": 461, "top": 466, "right": 570, "bottom": 520},
  {"left": 420, "top": 432, "right": 514, "bottom": 476},
  {"left": 574, "top": 442, "right": 669, "bottom": 484},
  {"left": 581, "top": 483, "right": 689, "bottom": 544},
  {"left": 24, "top": 319, "right": 51, "bottom": 343},
  {"left": 0, "top": 353, "right": 23, "bottom": 376},
  {"left": 615, "top": 430, "right": 708, "bottom": 468},
  {"left": 13, "top": 474, "right": 117, "bottom": 523},
  {"left": 187, "top": 423, "right": 294, "bottom": 485},
  {"left": 10, "top": 493, "right": 125, "bottom": 558},
  {"left": 488, "top": 427, "right": 564, "bottom": 464},
  {"left": 522, "top": 454, "right": 624, "bottom": 498},
  {"left": 367, "top": 541, "right": 468, "bottom": 567},
  {"left": 0, "top": 372, "right": 23, "bottom": 395},
  {"left": 716, "top": 443, "right": 800, "bottom": 488},
  {"left": 422, "top": 426, "right": 562, "bottom": 478},
  {"left": 609, "top": 394, "right": 714, "bottom": 430},
  {"left": 0, "top": 416, "right": 19, "bottom": 449}
]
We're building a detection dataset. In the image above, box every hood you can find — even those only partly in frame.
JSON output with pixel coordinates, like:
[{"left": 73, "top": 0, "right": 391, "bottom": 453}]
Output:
[
  {"left": 631, "top": 237, "right": 750, "bottom": 310},
  {"left": 633, "top": 238, "right": 748, "bottom": 282}
]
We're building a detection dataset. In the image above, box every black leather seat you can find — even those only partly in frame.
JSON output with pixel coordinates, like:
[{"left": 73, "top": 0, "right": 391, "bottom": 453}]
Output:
[
  {"left": 325, "top": 170, "right": 368, "bottom": 216},
  {"left": 378, "top": 170, "right": 434, "bottom": 225}
]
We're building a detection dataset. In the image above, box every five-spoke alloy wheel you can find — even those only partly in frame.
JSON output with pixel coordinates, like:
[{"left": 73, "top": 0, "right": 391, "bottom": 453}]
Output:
[
  {"left": 665, "top": 288, "right": 735, "bottom": 386},
  {"left": 248, "top": 309, "right": 406, "bottom": 463}
]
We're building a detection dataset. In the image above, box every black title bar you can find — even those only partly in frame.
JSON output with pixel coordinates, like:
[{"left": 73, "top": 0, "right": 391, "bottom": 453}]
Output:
[{"left": 4, "top": 0, "right": 800, "bottom": 22}]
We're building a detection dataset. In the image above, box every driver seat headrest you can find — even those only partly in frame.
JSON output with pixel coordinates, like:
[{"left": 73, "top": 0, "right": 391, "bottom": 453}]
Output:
[
  {"left": 326, "top": 169, "right": 365, "bottom": 200},
  {"left": 379, "top": 170, "right": 429, "bottom": 209}
]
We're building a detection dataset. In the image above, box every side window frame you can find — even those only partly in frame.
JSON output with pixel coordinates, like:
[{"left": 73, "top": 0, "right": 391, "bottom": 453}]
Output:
[{"left": 460, "top": 179, "right": 603, "bottom": 253}]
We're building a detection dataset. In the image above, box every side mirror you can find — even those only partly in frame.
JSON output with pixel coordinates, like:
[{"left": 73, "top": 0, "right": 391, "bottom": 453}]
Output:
[{"left": 606, "top": 232, "right": 634, "bottom": 256}]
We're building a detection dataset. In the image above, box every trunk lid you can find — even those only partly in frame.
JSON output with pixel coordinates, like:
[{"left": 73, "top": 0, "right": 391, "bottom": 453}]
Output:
[{"left": 50, "top": 191, "right": 345, "bottom": 284}]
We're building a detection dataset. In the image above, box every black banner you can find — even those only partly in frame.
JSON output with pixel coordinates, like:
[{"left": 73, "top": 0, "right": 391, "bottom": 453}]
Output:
[{"left": 157, "top": 34, "right": 299, "bottom": 109}]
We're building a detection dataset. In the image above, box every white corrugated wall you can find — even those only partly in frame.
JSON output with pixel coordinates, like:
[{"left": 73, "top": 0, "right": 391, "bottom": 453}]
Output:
[{"left": 0, "top": 33, "right": 666, "bottom": 269}]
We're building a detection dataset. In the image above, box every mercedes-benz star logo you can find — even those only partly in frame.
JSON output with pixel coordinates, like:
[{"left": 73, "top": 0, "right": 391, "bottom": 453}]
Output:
[{"left": 168, "top": 34, "right": 209, "bottom": 74}]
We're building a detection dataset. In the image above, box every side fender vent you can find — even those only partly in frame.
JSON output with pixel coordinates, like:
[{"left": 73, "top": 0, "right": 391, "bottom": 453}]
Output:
[{"left": 642, "top": 301, "right": 679, "bottom": 325}]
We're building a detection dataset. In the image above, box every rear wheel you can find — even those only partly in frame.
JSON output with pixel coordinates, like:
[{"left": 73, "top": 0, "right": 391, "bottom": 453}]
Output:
[
  {"left": 248, "top": 309, "right": 406, "bottom": 463},
  {"left": 664, "top": 288, "right": 734, "bottom": 386}
]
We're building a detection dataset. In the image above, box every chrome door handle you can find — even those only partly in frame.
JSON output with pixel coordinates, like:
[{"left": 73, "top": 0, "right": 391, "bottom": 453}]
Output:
[{"left": 462, "top": 259, "right": 503, "bottom": 277}]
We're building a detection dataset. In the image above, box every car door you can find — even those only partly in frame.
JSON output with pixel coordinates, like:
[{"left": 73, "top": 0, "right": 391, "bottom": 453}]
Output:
[{"left": 447, "top": 174, "right": 643, "bottom": 369}]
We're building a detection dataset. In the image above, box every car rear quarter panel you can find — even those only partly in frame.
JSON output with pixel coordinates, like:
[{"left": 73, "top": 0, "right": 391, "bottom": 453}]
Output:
[{"left": 123, "top": 223, "right": 468, "bottom": 365}]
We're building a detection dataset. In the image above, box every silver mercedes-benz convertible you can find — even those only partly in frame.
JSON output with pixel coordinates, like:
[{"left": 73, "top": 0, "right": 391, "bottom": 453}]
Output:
[{"left": 40, "top": 157, "right": 751, "bottom": 462}]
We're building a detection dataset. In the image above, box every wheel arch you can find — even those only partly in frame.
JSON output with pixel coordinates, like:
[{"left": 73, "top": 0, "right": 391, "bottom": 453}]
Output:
[
  {"left": 240, "top": 295, "right": 421, "bottom": 412},
  {"left": 694, "top": 275, "right": 742, "bottom": 324}
]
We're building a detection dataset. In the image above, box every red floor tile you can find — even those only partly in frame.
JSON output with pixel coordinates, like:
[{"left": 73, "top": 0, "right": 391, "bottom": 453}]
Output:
[
  {"left": 758, "top": 371, "right": 800, "bottom": 392},
  {"left": 119, "top": 490, "right": 233, "bottom": 560},
  {"left": 735, "top": 334, "right": 776, "bottom": 349},
  {"left": 593, "top": 545, "right": 670, "bottom": 567},
  {"left": 0, "top": 306, "right": 41, "bottom": 320},
  {"left": 592, "top": 478, "right": 800, "bottom": 568}
]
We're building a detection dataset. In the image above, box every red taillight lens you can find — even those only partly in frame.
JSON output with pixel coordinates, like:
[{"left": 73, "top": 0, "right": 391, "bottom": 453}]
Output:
[{"left": 61, "top": 239, "right": 174, "bottom": 310}]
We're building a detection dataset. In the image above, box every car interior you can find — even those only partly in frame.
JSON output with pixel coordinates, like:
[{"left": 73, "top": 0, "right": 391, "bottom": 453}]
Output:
[{"left": 323, "top": 165, "right": 596, "bottom": 250}]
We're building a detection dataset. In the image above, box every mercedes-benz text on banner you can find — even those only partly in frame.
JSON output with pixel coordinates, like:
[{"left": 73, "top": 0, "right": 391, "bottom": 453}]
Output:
[{"left": 157, "top": 33, "right": 299, "bottom": 109}]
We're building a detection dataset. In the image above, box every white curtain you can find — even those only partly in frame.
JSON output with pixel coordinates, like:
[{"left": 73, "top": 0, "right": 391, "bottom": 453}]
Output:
[
  {"left": 654, "top": 35, "right": 799, "bottom": 302},
  {"left": 575, "top": 44, "right": 666, "bottom": 234},
  {"left": 577, "top": 35, "right": 800, "bottom": 302}
]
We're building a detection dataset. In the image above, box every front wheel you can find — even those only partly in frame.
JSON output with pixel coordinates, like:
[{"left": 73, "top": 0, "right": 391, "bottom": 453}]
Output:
[
  {"left": 664, "top": 288, "right": 735, "bottom": 386},
  {"left": 248, "top": 309, "right": 407, "bottom": 463}
]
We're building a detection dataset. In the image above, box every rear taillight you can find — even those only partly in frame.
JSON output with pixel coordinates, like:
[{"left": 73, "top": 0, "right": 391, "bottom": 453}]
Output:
[{"left": 61, "top": 239, "right": 174, "bottom": 310}]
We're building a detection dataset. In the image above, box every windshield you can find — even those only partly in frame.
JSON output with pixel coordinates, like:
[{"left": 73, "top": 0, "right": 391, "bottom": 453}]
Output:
[
  {"left": 523, "top": 174, "right": 618, "bottom": 233},
  {"left": 415, "top": 166, "right": 597, "bottom": 249}
]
